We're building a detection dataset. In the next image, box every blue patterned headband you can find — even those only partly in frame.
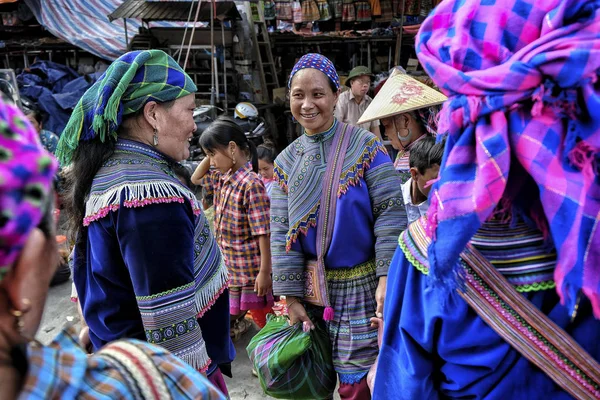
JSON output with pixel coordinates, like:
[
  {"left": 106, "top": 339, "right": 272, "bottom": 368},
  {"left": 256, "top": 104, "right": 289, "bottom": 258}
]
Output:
[{"left": 288, "top": 53, "right": 340, "bottom": 90}]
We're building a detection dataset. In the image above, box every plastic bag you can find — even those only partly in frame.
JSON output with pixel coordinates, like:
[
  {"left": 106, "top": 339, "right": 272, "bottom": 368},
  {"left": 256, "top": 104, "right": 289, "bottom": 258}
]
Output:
[{"left": 246, "top": 314, "right": 336, "bottom": 399}]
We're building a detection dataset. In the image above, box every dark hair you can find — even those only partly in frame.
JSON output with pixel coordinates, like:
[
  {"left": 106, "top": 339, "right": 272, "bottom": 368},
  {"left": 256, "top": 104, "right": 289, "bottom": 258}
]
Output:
[
  {"left": 257, "top": 144, "right": 277, "bottom": 164},
  {"left": 23, "top": 107, "right": 43, "bottom": 125},
  {"left": 37, "top": 187, "right": 56, "bottom": 239},
  {"left": 201, "top": 186, "right": 213, "bottom": 207},
  {"left": 62, "top": 139, "right": 116, "bottom": 242},
  {"left": 409, "top": 136, "right": 446, "bottom": 174},
  {"left": 199, "top": 116, "right": 259, "bottom": 173},
  {"left": 171, "top": 162, "right": 193, "bottom": 189},
  {"left": 62, "top": 100, "right": 178, "bottom": 243}
]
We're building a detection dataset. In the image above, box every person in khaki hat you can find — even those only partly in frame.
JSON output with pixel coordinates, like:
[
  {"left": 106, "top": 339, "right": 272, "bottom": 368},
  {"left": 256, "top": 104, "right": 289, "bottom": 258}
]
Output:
[
  {"left": 358, "top": 69, "right": 447, "bottom": 184},
  {"left": 334, "top": 66, "right": 381, "bottom": 138}
]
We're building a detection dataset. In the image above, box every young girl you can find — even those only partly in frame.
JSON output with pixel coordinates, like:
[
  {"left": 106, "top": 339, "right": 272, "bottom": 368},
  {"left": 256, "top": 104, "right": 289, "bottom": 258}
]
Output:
[
  {"left": 257, "top": 144, "right": 277, "bottom": 198},
  {"left": 192, "top": 117, "right": 274, "bottom": 334}
]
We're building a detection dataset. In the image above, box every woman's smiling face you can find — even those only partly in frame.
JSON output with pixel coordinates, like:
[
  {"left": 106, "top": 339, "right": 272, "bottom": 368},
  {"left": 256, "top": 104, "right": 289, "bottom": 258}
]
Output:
[{"left": 289, "top": 69, "right": 339, "bottom": 135}]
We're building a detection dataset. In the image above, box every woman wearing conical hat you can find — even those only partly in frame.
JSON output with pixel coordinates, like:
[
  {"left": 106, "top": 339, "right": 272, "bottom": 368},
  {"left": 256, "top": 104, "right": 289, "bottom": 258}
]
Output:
[{"left": 358, "top": 70, "right": 447, "bottom": 185}]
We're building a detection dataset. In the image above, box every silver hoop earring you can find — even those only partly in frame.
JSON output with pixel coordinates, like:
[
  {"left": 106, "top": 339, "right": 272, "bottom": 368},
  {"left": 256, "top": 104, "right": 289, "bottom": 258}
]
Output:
[
  {"left": 153, "top": 128, "right": 159, "bottom": 146},
  {"left": 397, "top": 127, "right": 413, "bottom": 142}
]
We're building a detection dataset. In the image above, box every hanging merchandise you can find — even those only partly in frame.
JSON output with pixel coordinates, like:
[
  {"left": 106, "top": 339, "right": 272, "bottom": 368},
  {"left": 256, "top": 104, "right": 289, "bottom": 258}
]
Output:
[
  {"left": 355, "top": 0, "right": 372, "bottom": 21},
  {"left": 342, "top": 0, "right": 356, "bottom": 22},
  {"left": 378, "top": 0, "right": 393, "bottom": 21},
  {"left": 316, "top": 0, "right": 332, "bottom": 21},
  {"left": 251, "top": 2, "right": 261, "bottom": 22},
  {"left": 329, "top": 0, "right": 343, "bottom": 19},
  {"left": 392, "top": 0, "right": 403, "bottom": 16},
  {"left": 265, "top": 0, "right": 277, "bottom": 20},
  {"left": 369, "top": 0, "right": 381, "bottom": 17},
  {"left": 419, "top": 0, "right": 433, "bottom": 17},
  {"left": 403, "top": 0, "right": 421, "bottom": 15},
  {"left": 292, "top": 0, "right": 304, "bottom": 23},
  {"left": 275, "top": 0, "right": 293, "bottom": 21},
  {"left": 301, "top": 0, "right": 321, "bottom": 22}
]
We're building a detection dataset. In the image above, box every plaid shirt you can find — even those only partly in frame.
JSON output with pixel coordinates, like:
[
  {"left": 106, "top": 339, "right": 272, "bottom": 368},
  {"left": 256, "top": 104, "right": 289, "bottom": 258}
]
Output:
[
  {"left": 20, "top": 327, "right": 225, "bottom": 399},
  {"left": 199, "top": 162, "right": 270, "bottom": 287}
]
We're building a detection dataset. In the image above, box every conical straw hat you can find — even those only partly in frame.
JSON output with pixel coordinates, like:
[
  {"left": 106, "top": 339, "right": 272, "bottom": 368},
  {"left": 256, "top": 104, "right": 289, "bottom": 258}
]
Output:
[{"left": 357, "top": 72, "right": 447, "bottom": 124}]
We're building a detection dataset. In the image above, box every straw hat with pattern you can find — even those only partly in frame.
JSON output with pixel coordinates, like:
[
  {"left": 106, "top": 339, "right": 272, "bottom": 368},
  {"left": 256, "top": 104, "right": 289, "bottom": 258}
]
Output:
[{"left": 357, "top": 71, "right": 447, "bottom": 125}]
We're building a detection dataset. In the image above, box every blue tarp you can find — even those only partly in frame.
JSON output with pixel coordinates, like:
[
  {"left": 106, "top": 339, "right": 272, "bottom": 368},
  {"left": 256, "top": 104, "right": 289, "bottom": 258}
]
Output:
[
  {"left": 23, "top": 0, "right": 201, "bottom": 61},
  {"left": 18, "top": 61, "right": 98, "bottom": 135}
]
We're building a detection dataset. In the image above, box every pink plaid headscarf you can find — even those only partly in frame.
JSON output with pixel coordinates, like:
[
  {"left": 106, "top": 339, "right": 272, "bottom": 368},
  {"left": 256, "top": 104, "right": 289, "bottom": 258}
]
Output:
[
  {"left": 0, "top": 96, "right": 58, "bottom": 281},
  {"left": 418, "top": 0, "right": 600, "bottom": 317}
]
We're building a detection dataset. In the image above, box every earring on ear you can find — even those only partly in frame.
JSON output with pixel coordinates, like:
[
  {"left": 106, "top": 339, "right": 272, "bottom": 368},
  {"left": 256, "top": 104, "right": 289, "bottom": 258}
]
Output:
[{"left": 153, "top": 128, "right": 159, "bottom": 146}]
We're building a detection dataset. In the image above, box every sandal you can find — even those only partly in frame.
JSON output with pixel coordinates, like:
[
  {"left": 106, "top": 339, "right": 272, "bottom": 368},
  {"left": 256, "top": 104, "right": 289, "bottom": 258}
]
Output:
[{"left": 231, "top": 318, "right": 252, "bottom": 342}]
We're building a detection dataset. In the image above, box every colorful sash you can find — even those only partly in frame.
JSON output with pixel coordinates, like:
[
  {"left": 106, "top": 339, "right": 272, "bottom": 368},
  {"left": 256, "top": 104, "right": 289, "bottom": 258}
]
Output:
[
  {"left": 401, "top": 217, "right": 600, "bottom": 399},
  {"left": 304, "top": 123, "right": 351, "bottom": 321}
]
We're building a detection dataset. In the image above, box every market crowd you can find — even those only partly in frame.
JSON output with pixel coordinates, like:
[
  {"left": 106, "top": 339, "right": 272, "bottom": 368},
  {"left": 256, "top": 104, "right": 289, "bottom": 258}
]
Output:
[{"left": 0, "top": 0, "right": 599, "bottom": 399}]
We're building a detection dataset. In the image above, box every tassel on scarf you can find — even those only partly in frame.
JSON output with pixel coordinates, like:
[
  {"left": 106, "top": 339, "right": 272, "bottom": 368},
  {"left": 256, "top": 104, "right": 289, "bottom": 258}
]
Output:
[{"left": 323, "top": 306, "right": 335, "bottom": 321}]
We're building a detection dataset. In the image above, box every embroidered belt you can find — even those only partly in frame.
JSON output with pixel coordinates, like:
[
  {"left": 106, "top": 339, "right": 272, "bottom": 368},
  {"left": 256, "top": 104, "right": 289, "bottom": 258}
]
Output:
[{"left": 325, "top": 259, "right": 376, "bottom": 281}]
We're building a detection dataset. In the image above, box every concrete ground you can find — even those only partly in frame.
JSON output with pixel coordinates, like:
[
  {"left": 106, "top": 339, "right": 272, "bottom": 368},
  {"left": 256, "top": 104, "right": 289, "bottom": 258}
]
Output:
[{"left": 39, "top": 281, "right": 341, "bottom": 399}]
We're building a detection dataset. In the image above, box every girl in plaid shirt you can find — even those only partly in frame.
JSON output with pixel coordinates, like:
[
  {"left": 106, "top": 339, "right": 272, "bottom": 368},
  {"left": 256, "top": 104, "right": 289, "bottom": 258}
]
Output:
[{"left": 192, "top": 117, "right": 274, "bottom": 333}]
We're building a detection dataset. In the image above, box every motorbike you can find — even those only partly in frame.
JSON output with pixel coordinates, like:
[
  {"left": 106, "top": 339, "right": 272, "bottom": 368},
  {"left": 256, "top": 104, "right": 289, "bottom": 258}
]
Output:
[{"left": 181, "top": 103, "right": 270, "bottom": 177}]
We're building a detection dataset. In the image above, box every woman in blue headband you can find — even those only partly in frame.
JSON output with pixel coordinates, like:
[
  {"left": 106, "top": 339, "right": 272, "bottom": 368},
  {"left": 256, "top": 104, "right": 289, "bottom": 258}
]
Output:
[{"left": 269, "top": 53, "right": 407, "bottom": 399}]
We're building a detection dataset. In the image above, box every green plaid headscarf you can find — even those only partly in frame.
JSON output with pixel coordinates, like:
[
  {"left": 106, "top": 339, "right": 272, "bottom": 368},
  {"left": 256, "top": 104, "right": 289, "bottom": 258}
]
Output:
[{"left": 56, "top": 50, "right": 197, "bottom": 165}]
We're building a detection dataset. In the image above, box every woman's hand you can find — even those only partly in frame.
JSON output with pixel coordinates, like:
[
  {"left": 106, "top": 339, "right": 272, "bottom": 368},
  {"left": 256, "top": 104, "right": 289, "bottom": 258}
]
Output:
[
  {"left": 254, "top": 270, "right": 272, "bottom": 297},
  {"left": 371, "top": 276, "right": 387, "bottom": 328},
  {"left": 79, "top": 326, "right": 93, "bottom": 354},
  {"left": 286, "top": 297, "right": 314, "bottom": 330}
]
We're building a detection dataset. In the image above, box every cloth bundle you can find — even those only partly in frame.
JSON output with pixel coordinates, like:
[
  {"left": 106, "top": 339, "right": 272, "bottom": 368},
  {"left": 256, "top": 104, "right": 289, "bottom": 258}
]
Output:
[{"left": 246, "top": 314, "right": 336, "bottom": 399}]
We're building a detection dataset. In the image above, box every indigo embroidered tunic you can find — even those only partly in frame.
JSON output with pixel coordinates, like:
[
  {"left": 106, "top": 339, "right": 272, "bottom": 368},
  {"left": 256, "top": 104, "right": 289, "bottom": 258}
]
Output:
[
  {"left": 374, "top": 218, "right": 600, "bottom": 399},
  {"left": 73, "top": 139, "right": 234, "bottom": 375},
  {"left": 270, "top": 119, "right": 407, "bottom": 297}
]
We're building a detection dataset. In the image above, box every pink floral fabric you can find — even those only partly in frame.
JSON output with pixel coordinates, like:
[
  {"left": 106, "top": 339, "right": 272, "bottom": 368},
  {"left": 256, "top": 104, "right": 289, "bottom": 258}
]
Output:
[{"left": 0, "top": 96, "right": 58, "bottom": 280}]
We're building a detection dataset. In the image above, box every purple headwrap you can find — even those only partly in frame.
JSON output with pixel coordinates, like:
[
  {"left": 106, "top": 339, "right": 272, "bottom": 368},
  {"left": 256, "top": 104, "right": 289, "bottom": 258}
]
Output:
[
  {"left": 0, "top": 96, "right": 58, "bottom": 281},
  {"left": 288, "top": 53, "right": 341, "bottom": 90},
  {"left": 418, "top": 0, "right": 600, "bottom": 317}
]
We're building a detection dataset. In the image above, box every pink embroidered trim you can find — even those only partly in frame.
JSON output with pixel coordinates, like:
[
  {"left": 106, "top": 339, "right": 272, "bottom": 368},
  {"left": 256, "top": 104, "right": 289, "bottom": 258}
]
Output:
[
  {"left": 198, "top": 358, "right": 212, "bottom": 374},
  {"left": 123, "top": 196, "right": 186, "bottom": 208},
  {"left": 196, "top": 280, "right": 229, "bottom": 319},
  {"left": 83, "top": 204, "right": 120, "bottom": 226},
  {"left": 83, "top": 197, "right": 200, "bottom": 226}
]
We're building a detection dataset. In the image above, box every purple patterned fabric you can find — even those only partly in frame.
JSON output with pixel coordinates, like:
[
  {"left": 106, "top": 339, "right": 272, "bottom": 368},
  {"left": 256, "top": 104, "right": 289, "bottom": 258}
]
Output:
[
  {"left": 288, "top": 53, "right": 341, "bottom": 90},
  {"left": 0, "top": 96, "right": 58, "bottom": 281},
  {"left": 417, "top": 0, "right": 600, "bottom": 317}
]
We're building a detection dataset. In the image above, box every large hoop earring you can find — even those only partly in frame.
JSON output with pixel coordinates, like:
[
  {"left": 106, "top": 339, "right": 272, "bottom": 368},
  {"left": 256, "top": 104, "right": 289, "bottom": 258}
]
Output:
[{"left": 397, "top": 127, "right": 412, "bottom": 142}]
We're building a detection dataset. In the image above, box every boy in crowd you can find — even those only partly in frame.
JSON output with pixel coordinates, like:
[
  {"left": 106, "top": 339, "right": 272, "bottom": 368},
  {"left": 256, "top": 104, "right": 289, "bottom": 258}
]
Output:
[{"left": 402, "top": 136, "right": 445, "bottom": 224}]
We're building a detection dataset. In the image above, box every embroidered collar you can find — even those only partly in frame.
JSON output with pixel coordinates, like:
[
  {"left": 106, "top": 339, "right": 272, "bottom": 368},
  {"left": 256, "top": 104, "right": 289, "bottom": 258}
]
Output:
[
  {"left": 304, "top": 119, "right": 338, "bottom": 143},
  {"left": 115, "top": 138, "right": 175, "bottom": 163}
]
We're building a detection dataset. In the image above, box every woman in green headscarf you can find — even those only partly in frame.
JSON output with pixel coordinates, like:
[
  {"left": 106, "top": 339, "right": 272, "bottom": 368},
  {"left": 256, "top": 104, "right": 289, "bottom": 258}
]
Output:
[{"left": 58, "top": 50, "right": 234, "bottom": 395}]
